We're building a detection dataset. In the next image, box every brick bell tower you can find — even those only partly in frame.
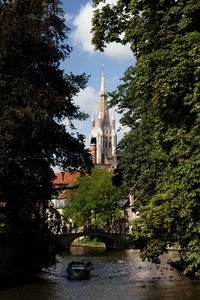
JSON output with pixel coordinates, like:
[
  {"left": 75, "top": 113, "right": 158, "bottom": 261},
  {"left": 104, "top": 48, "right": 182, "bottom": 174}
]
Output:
[{"left": 89, "top": 70, "right": 117, "bottom": 167}]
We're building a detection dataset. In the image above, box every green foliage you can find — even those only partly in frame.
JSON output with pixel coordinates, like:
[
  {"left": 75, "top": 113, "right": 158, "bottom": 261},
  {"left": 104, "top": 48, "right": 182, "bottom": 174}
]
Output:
[
  {"left": 92, "top": 0, "right": 200, "bottom": 278},
  {"left": 72, "top": 237, "right": 104, "bottom": 246},
  {"left": 0, "top": 0, "right": 92, "bottom": 269},
  {"left": 64, "top": 167, "right": 127, "bottom": 226}
]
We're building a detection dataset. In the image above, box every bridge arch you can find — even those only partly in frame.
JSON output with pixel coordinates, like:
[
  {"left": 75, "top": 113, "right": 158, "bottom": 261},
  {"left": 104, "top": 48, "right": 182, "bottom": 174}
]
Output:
[
  {"left": 69, "top": 233, "right": 110, "bottom": 249},
  {"left": 56, "top": 231, "right": 132, "bottom": 251}
]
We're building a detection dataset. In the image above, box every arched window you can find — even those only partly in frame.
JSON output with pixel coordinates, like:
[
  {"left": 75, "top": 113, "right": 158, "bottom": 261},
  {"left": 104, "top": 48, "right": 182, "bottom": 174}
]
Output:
[{"left": 91, "top": 137, "right": 96, "bottom": 145}]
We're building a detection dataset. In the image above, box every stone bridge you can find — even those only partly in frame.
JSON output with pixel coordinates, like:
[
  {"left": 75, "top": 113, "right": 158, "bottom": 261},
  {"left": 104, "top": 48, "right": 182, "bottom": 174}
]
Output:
[{"left": 56, "top": 231, "right": 132, "bottom": 250}]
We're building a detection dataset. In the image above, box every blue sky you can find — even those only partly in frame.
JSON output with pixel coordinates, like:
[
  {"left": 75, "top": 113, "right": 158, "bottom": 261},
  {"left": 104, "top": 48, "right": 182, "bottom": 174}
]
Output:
[{"left": 60, "top": 0, "right": 135, "bottom": 148}]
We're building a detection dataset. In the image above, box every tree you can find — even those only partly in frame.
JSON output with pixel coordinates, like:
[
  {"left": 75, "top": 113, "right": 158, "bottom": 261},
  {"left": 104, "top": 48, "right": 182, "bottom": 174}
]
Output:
[
  {"left": 0, "top": 0, "right": 92, "bottom": 269},
  {"left": 92, "top": 0, "right": 200, "bottom": 277},
  {"left": 64, "top": 167, "right": 127, "bottom": 227}
]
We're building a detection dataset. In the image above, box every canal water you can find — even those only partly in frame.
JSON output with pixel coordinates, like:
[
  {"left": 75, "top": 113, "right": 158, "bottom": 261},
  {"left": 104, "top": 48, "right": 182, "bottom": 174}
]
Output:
[{"left": 1, "top": 246, "right": 200, "bottom": 300}]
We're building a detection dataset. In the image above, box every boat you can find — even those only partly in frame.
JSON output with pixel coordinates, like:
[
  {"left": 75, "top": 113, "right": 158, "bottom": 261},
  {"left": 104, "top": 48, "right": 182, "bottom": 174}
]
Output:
[{"left": 66, "top": 261, "right": 92, "bottom": 280}]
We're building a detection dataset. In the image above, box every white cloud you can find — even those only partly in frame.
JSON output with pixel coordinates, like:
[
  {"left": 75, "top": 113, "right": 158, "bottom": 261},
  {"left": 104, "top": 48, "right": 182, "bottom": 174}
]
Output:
[
  {"left": 104, "top": 42, "right": 132, "bottom": 61},
  {"left": 62, "top": 86, "right": 99, "bottom": 147},
  {"left": 64, "top": 12, "right": 73, "bottom": 23},
  {"left": 71, "top": 1, "right": 132, "bottom": 61},
  {"left": 74, "top": 86, "right": 99, "bottom": 116},
  {"left": 62, "top": 86, "right": 98, "bottom": 128}
]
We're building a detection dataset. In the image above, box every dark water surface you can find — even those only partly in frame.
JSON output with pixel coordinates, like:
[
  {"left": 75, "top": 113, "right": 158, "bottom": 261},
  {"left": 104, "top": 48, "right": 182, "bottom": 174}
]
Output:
[{"left": 1, "top": 247, "right": 200, "bottom": 300}]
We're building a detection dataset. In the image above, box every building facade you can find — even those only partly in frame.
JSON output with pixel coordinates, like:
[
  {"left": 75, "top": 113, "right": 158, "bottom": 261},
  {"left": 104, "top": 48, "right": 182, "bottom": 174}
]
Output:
[{"left": 89, "top": 72, "right": 117, "bottom": 167}]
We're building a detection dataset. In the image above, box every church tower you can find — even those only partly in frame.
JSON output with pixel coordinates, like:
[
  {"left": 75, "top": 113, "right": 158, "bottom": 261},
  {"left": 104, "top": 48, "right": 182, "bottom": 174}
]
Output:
[{"left": 89, "top": 71, "right": 117, "bottom": 167}]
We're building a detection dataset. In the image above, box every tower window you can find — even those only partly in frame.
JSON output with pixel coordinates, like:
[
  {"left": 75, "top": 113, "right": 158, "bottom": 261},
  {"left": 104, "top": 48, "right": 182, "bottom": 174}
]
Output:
[
  {"left": 91, "top": 137, "right": 96, "bottom": 145},
  {"left": 109, "top": 141, "right": 111, "bottom": 148}
]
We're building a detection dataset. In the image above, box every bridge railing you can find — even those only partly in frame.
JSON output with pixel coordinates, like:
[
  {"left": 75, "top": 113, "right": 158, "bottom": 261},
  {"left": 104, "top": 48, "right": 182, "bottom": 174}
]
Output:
[
  {"left": 62, "top": 225, "right": 132, "bottom": 235},
  {"left": 61, "top": 229, "right": 131, "bottom": 236}
]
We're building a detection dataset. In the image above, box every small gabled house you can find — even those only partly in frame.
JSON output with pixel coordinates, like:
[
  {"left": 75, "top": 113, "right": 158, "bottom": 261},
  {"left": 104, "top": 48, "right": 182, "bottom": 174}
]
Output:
[{"left": 51, "top": 171, "right": 80, "bottom": 232}]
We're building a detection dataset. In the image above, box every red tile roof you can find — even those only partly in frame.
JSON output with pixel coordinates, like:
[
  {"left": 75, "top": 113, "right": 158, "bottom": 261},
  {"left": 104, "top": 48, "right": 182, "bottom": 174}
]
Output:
[
  {"left": 57, "top": 191, "right": 67, "bottom": 199},
  {"left": 53, "top": 171, "right": 80, "bottom": 188}
]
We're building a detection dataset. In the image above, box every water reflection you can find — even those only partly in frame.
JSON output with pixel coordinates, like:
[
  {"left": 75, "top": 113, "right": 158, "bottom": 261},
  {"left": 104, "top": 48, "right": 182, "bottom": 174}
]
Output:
[{"left": 1, "top": 247, "right": 200, "bottom": 300}]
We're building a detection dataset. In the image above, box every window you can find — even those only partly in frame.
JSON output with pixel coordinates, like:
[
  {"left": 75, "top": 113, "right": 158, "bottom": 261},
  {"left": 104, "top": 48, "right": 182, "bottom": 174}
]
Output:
[
  {"left": 91, "top": 137, "right": 96, "bottom": 145},
  {"left": 56, "top": 199, "right": 66, "bottom": 208}
]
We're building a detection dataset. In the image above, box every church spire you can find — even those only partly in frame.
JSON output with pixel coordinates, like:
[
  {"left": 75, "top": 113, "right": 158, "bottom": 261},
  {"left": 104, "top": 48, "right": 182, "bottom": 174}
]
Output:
[
  {"left": 97, "top": 67, "right": 110, "bottom": 127},
  {"left": 100, "top": 66, "right": 106, "bottom": 96}
]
